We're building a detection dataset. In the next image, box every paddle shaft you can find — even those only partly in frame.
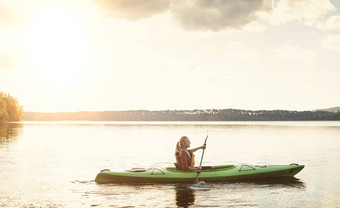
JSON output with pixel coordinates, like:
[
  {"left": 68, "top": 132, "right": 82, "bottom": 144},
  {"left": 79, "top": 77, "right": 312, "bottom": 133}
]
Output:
[{"left": 195, "top": 135, "right": 208, "bottom": 183}]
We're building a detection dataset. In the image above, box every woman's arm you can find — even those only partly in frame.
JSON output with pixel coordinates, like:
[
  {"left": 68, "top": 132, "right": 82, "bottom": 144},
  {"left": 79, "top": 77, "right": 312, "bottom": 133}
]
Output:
[{"left": 189, "top": 144, "right": 206, "bottom": 153}]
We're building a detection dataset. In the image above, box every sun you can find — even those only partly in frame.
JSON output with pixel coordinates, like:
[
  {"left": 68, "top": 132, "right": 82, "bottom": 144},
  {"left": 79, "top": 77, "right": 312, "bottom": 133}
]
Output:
[{"left": 26, "top": 3, "right": 90, "bottom": 86}]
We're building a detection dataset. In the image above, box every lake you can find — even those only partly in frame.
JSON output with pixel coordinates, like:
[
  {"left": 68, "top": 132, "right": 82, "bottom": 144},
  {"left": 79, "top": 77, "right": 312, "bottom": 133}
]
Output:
[{"left": 1, "top": 121, "right": 340, "bottom": 207}]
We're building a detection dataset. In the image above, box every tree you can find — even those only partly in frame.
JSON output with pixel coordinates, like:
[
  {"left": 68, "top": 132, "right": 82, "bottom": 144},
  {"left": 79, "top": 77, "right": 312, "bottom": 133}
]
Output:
[{"left": 0, "top": 92, "right": 23, "bottom": 123}]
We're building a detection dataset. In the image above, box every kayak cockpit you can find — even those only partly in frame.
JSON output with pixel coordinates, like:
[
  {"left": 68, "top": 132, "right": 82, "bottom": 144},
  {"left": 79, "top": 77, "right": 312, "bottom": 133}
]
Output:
[{"left": 165, "top": 165, "right": 237, "bottom": 172}]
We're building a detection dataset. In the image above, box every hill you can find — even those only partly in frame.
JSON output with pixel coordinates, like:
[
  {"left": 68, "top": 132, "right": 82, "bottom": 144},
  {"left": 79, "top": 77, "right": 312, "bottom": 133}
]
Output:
[{"left": 315, "top": 107, "right": 340, "bottom": 112}]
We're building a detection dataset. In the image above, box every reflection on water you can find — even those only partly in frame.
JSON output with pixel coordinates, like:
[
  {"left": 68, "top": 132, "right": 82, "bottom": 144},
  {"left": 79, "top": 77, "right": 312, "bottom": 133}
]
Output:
[
  {"left": 174, "top": 178, "right": 305, "bottom": 207},
  {"left": 248, "top": 177, "right": 305, "bottom": 188},
  {"left": 0, "top": 123, "right": 21, "bottom": 144},
  {"left": 208, "top": 177, "right": 306, "bottom": 188},
  {"left": 175, "top": 184, "right": 196, "bottom": 207}
]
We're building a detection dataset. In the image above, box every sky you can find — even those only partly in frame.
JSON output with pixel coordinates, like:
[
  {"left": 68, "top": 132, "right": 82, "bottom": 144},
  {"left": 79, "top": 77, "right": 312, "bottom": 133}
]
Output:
[{"left": 0, "top": 0, "right": 339, "bottom": 112}]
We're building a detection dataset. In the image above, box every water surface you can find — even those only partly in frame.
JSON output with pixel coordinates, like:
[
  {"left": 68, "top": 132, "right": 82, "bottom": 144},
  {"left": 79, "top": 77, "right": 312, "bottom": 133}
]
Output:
[{"left": 1, "top": 121, "right": 340, "bottom": 207}]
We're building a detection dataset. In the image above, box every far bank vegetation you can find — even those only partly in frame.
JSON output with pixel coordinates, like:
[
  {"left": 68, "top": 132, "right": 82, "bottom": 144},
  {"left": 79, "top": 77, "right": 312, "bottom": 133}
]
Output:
[{"left": 24, "top": 109, "right": 340, "bottom": 121}]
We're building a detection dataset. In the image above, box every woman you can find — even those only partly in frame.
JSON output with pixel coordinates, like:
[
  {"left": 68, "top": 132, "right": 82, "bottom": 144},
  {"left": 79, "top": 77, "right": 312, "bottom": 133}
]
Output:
[{"left": 175, "top": 136, "right": 206, "bottom": 171}]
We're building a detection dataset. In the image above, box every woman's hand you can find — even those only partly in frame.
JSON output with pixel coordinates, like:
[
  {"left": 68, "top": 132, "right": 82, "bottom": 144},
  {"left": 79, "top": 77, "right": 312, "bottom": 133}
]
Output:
[
  {"left": 201, "top": 144, "right": 206, "bottom": 150},
  {"left": 188, "top": 167, "right": 199, "bottom": 171}
]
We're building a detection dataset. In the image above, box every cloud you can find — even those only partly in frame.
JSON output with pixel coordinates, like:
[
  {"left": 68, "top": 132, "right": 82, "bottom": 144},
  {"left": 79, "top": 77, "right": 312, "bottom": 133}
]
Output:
[
  {"left": 2, "top": 0, "right": 335, "bottom": 33},
  {"left": 170, "top": 0, "right": 273, "bottom": 31},
  {"left": 94, "top": 0, "right": 273, "bottom": 31},
  {"left": 320, "top": 35, "right": 340, "bottom": 52},
  {"left": 268, "top": 0, "right": 335, "bottom": 26},
  {"left": 93, "top": 0, "right": 336, "bottom": 32},
  {"left": 243, "top": 21, "right": 267, "bottom": 33},
  {"left": 317, "top": 15, "right": 340, "bottom": 30},
  {"left": 94, "top": 0, "right": 170, "bottom": 20},
  {"left": 273, "top": 43, "right": 316, "bottom": 64}
]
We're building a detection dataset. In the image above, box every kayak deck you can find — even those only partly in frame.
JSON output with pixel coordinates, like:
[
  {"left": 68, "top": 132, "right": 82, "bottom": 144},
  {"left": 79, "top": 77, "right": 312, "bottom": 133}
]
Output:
[{"left": 95, "top": 163, "right": 304, "bottom": 184}]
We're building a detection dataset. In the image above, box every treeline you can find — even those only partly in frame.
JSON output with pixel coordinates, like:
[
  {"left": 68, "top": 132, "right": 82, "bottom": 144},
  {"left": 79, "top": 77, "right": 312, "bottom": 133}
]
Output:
[
  {"left": 0, "top": 92, "right": 24, "bottom": 123},
  {"left": 24, "top": 109, "right": 340, "bottom": 121}
]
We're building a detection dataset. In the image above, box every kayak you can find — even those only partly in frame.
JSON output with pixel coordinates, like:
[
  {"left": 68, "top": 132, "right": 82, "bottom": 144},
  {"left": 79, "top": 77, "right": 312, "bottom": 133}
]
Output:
[{"left": 95, "top": 163, "right": 304, "bottom": 184}]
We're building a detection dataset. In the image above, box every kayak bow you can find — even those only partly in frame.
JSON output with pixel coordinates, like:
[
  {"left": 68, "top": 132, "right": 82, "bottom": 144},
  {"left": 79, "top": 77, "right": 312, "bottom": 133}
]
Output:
[{"left": 95, "top": 163, "right": 304, "bottom": 184}]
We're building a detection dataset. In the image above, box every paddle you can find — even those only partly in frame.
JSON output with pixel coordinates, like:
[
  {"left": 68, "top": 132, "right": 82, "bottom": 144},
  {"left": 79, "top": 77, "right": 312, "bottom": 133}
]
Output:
[{"left": 195, "top": 135, "right": 208, "bottom": 183}]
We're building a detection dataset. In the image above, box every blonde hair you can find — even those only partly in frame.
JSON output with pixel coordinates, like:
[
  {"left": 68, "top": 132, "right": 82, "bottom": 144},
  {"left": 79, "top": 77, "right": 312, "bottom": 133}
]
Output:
[{"left": 175, "top": 136, "right": 189, "bottom": 155}]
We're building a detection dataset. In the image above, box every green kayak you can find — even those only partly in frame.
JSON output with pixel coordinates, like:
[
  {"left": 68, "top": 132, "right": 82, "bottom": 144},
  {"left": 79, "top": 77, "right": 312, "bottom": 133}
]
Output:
[{"left": 95, "top": 163, "right": 304, "bottom": 184}]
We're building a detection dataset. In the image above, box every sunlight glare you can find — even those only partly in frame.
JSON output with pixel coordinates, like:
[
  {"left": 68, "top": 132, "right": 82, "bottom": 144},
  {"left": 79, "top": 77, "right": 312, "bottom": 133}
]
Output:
[{"left": 26, "top": 3, "right": 90, "bottom": 86}]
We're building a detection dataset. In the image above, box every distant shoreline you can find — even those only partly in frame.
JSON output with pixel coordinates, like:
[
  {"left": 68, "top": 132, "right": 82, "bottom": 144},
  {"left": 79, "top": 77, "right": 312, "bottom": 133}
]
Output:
[{"left": 23, "top": 108, "right": 340, "bottom": 121}]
